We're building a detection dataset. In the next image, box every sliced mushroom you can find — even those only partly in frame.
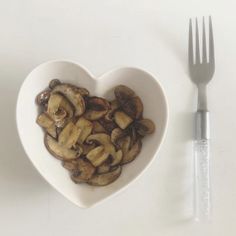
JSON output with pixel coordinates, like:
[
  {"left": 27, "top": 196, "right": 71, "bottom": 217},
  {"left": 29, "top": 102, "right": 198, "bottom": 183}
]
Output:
[
  {"left": 122, "top": 96, "right": 143, "bottom": 119},
  {"left": 80, "top": 143, "right": 96, "bottom": 155},
  {"left": 75, "top": 117, "right": 93, "bottom": 144},
  {"left": 49, "top": 79, "right": 61, "bottom": 89},
  {"left": 52, "top": 84, "right": 85, "bottom": 116},
  {"left": 83, "top": 97, "right": 110, "bottom": 121},
  {"left": 62, "top": 160, "right": 78, "bottom": 171},
  {"left": 36, "top": 90, "right": 51, "bottom": 106},
  {"left": 114, "top": 85, "right": 135, "bottom": 106},
  {"left": 92, "top": 121, "right": 107, "bottom": 133},
  {"left": 88, "top": 165, "right": 122, "bottom": 186},
  {"left": 104, "top": 100, "right": 120, "bottom": 121},
  {"left": 114, "top": 111, "right": 133, "bottom": 129},
  {"left": 117, "top": 136, "right": 131, "bottom": 155},
  {"left": 129, "top": 125, "right": 137, "bottom": 147},
  {"left": 47, "top": 125, "right": 57, "bottom": 138},
  {"left": 58, "top": 122, "right": 82, "bottom": 148},
  {"left": 97, "top": 160, "right": 111, "bottom": 174},
  {"left": 86, "top": 146, "right": 109, "bottom": 167},
  {"left": 135, "top": 119, "right": 155, "bottom": 136},
  {"left": 86, "top": 133, "right": 115, "bottom": 156},
  {"left": 110, "top": 149, "right": 123, "bottom": 166},
  {"left": 37, "top": 113, "right": 54, "bottom": 128},
  {"left": 36, "top": 113, "right": 57, "bottom": 138},
  {"left": 121, "top": 139, "right": 142, "bottom": 164},
  {"left": 45, "top": 134, "right": 79, "bottom": 160},
  {"left": 47, "top": 93, "right": 74, "bottom": 127},
  {"left": 98, "top": 118, "right": 117, "bottom": 134},
  {"left": 111, "top": 128, "right": 127, "bottom": 146},
  {"left": 71, "top": 158, "right": 96, "bottom": 183}
]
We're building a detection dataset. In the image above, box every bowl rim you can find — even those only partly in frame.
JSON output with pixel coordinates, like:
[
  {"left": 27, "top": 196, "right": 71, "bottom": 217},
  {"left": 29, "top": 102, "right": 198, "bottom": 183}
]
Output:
[{"left": 16, "top": 59, "right": 169, "bottom": 208}]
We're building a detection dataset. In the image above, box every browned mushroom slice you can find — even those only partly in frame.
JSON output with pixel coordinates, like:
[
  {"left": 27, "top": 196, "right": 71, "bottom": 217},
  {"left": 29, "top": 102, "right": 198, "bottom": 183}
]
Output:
[
  {"left": 76, "top": 87, "right": 90, "bottom": 97},
  {"left": 135, "top": 119, "right": 155, "bottom": 136},
  {"left": 52, "top": 84, "right": 85, "bottom": 116},
  {"left": 46, "top": 125, "right": 57, "bottom": 138},
  {"left": 80, "top": 143, "right": 96, "bottom": 155},
  {"left": 36, "top": 89, "right": 51, "bottom": 106},
  {"left": 121, "top": 139, "right": 142, "bottom": 164},
  {"left": 58, "top": 122, "right": 82, "bottom": 148},
  {"left": 86, "top": 146, "right": 109, "bottom": 167},
  {"left": 98, "top": 118, "right": 117, "bottom": 134},
  {"left": 104, "top": 100, "right": 120, "bottom": 121},
  {"left": 114, "top": 111, "right": 133, "bottom": 129},
  {"left": 83, "top": 97, "right": 110, "bottom": 121},
  {"left": 88, "top": 165, "right": 122, "bottom": 186},
  {"left": 37, "top": 113, "right": 54, "bottom": 128},
  {"left": 110, "top": 149, "right": 123, "bottom": 166},
  {"left": 111, "top": 128, "right": 126, "bottom": 146},
  {"left": 71, "top": 158, "right": 96, "bottom": 183},
  {"left": 122, "top": 96, "right": 143, "bottom": 119},
  {"left": 86, "top": 133, "right": 116, "bottom": 155},
  {"left": 49, "top": 79, "right": 61, "bottom": 89},
  {"left": 62, "top": 160, "right": 78, "bottom": 171},
  {"left": 129, "top": 125, "right": 137, "bottom": 147},
  {"left": 47, "top": 93, "right": 74, "bottom": 127},
  {"left": 92, "top": 121, "right": 107, "bottom": 133},
  {"left": 114, "top": 85, "right": 135, "bottom": 106},
  {"left": 36, "top": 113, "right": 57, "bottom": 138},
  {"left": 75, "top": 117, "right": 93, "bottom": 144},
  {"left": 117, "top": 136, "right": 131, "bottom": 155},
  {"left": 97, "top": 160, "right": 111, "bottom": 174},
  {"left": 45, "top": 134, "right": 78, "bottom": 160}
]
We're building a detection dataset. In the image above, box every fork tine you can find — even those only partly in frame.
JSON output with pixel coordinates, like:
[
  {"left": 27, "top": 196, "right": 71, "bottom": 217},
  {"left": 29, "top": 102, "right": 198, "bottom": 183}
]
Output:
[
  {"left": 188, "top": 19, "right": 194, "bottom": 66},
  {"left": 195, "top": 18, "right": 200, "bottom": 64},
  {"left": 202, "top": 17, "right": 207, "bottom": 63},
  {"left": 209, "top": 16, "right": 215, "bottom": 66}
]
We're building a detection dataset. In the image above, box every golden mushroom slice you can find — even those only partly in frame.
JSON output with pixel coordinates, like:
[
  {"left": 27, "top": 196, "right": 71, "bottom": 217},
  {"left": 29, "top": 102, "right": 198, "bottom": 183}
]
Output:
[
  {"left": 52, "top": 84, "right": 85, "bottom": 116},
  {"left": 86, "top": 146, "right": 109, "bottom": 167},
  {"left": 98, "top": 118, "right": 117, "bottom": 134},
  {"left": 75, "top": 117, "right": 93, "bottom": 144},
  {"left": 47, "top": 93, "right": 74, "bottom": 127},
  {"left": 121, "top": 139, "right": 142, "bottom": 164},
  {"left": 36, "top": 113, "right": 57, "bottom": 138},
  {"left": 135, "top": 119, "right": 155, "bottom": 136},
  {"left": 97, "top": 161, "right": 111, "bottom": 174},
  {"left": 114, "top": 111, "right": 133, "bottom": 129},
  {"left": 88, "top": 165, "right": 122, "bottom": 186},
  {"left": 58, "top": 121, "right": 82, "bottom": 148},
  {"left": 45, "top": 134, "right": 79, "bottom": 160},
  {"left": 71, "top": 158, "right": 96, "bottom": 183},
  {"left": 84, "top": 97, "right": 110, "bottom": 121},
  {"left": 92, "top": 121, "right": 107, "bottom": 133}
]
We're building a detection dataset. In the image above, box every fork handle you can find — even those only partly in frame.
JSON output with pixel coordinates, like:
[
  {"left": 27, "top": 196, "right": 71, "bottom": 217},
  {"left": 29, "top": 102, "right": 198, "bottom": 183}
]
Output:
[{"left": 194, "top": 111, "right": 211, "bottom": 221}]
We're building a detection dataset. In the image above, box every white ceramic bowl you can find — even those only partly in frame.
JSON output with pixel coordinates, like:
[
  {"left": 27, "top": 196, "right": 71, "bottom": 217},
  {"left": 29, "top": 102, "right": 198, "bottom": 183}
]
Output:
[{"left": 16, "top": 60, "right": 168, "bottom": 208}]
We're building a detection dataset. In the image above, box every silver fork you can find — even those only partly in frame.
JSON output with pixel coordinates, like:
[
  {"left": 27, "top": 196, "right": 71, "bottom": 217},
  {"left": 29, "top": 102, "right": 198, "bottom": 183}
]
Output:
[{"left": 188, "top": 16, "right": 215, "bottom": 221}]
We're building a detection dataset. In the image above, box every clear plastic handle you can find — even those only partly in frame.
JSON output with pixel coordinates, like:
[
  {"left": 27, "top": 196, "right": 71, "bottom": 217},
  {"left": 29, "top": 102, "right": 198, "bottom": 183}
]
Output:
[{"left": 194, "top": 139, "right": 211, "bottom": 221}]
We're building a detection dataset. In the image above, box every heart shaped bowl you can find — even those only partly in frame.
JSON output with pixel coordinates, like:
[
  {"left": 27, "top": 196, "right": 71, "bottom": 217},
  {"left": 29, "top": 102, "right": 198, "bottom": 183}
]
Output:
[{"left": 16, "top": 60, "right": 168, "bottom": 208}]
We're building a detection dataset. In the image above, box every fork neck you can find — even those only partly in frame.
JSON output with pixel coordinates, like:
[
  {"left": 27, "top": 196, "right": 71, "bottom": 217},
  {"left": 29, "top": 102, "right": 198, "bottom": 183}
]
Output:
[{"left": 197, "top": 84, "right": 208, "bottom": 111}]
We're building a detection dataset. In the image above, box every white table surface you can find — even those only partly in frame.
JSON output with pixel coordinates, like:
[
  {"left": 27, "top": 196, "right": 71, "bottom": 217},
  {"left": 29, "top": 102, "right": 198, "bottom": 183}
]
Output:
[{"left": 1, "top": 0, "right": 236, "bottom": 235}]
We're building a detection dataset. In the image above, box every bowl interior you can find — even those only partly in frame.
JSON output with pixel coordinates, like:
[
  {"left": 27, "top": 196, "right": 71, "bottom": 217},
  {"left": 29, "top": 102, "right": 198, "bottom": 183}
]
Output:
[{"left": 16, "top": 61, "right": 168, "bottom": 208}]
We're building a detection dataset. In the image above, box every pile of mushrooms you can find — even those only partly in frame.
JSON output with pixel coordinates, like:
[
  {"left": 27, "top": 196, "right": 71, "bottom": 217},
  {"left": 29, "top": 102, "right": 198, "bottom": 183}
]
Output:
[{"left": 36, "top": 80, "right": 155, "bottom": 186}]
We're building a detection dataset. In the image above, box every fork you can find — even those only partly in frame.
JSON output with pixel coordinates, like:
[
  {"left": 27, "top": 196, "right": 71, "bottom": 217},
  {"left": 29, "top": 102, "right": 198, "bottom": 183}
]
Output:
[{"left": 188, "top": 16, "right": 215, "bottom": 221}]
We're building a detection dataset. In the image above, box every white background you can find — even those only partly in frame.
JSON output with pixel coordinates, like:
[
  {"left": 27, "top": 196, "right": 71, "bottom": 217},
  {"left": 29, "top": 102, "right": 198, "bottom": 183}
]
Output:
[{"left": 0, "top": 0, "right": 235, "bottom": 235}]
